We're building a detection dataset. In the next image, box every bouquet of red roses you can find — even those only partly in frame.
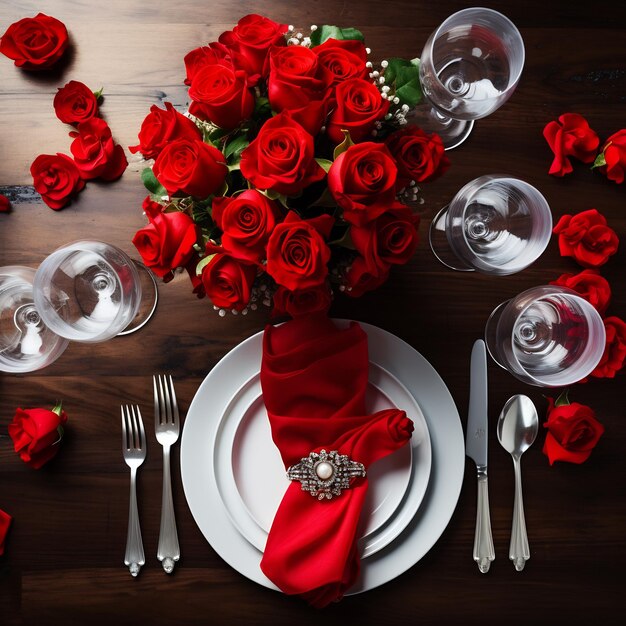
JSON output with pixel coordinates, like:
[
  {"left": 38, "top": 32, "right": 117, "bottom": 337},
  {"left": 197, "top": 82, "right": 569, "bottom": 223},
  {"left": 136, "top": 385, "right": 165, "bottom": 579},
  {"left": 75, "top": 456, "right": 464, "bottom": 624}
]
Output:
[{"left": 130, "top": 14, "right": 450, "bottom": 318}]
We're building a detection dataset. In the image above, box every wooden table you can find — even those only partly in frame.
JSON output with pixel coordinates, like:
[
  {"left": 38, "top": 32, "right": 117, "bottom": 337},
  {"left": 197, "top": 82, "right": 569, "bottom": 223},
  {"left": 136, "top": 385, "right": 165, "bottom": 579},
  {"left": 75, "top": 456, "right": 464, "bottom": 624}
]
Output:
[{"left": 1, "top": 1, "right": 625, "bottom": 624}]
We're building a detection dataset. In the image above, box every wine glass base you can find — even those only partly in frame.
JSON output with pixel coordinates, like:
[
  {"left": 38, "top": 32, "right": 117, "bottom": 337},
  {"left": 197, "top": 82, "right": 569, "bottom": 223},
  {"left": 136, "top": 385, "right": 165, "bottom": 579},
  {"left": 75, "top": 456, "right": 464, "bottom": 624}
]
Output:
[
  {"left": 407, "top": 104, "right": 475, "bottom": 150},
  {"left": 429, "top": 205, "right": 475, "bottom": 272},
  {"left": 484, "top": 300, "right": 510, "bottom": 370},
  {"left": 118, "top": 261, "right": 158, "bottom": 336}
]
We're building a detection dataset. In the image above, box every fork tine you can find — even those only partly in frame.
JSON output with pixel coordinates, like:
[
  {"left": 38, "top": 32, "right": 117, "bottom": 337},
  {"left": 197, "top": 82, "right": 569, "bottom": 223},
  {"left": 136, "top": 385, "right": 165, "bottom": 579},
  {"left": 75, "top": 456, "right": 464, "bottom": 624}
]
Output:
[
  {"left": 121, "top": 406, "right": 129, "bottom": 450},
  {"left": 160, "top": 375, "right": 172, "bottom": 424},
  {"left": 137, "top": 406, "right": 146, "bottom": 450},
  {"left": 129, "top": 405, "right": 138, "bottom": 449},
  {"left": 168, "top": 375, "right": 179, "bottom": 426},
  {"left": 153, "top": 376, "right": 160, "bottom": 427}
]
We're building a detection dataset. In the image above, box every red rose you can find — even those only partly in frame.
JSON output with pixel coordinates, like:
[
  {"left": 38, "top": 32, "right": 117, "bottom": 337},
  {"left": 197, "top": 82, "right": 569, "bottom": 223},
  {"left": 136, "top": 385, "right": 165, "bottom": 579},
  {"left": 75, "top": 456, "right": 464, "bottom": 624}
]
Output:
[
  {"left": 8, "top": 404, "right": 68, "bottom": 469},
  {"left": 30, "top": 153, "right": 85, "bottom": 210},
  {"left": 200, "top": 251, "right": 257, "bottom": 311},
  {"left": 542, "top": 399, "right": 604, "bottom": 465},
  {"left": 132, "top": 198, "right": 199, "bottom": 278},
  {"left": 553, "top": 209, "right": 618, "bottom": 268},
  {"left": 53, "top": 81, "right": 98, "bottom": 126},
  {"left": 549, "top": 269, "right": 611, "bottom": 315},
  {"left": 69, "top": 118, "right": 128, "bottom": 181},
  {"left": 0, "top": 194, "right": 10, "bottom": 213},
  {"left": 129, "top": 102, "right": 201, "bottom": 160},
  {"left": 153, "top": 138, "right": 227, "bottom": 198},
  {"left": 212, "top": 190, "right": 281, "bottom": 263},
  {"left": 590, "top": 316, "right": 626, "bottom": 379},
  {"left": 0, "top": 13, "right": 68, "bottom": 71},
  {"left": 328, "top": 142, "right": 398, "bottom": 226},
  {"left": 240, "top": 112, "right": 325, "bottom": 196},
  {"left": 344, "top": 255, "right": 390, "bottom": 298},
  {"left": 219, "top": 14, "right": 288, "bottom": 79},
  {"left": 314, "top": 38, "right": 368, "bottom": 87},
  {"left": 272, "top": 284, "right": 332, "bottom": 318},
  {"left": 188, "top": 64, "right": 254, "bottom": 130},
  {"left": 543, "top": 113, "right": 600, "bottom": 177},
  {"left": 351, "top": 204, "right": 420, "bottom": 274},
  {"left": 183, "top": 42, "right": 232, "bottom": 85},
  {"left": 0, "top": 508, "right": 11, "bottom": 556},
  {"left": 596, "top": 129, "right": 626, "bottom": 184},
  {"left": 385, "top": 125, "right": 450, "bottom": 186},
  {"left": 326, "top": 78, "right": 389, "bottom": 144},
  {"left": 266, "top": 212, "right": 334, "bottom": 291}
]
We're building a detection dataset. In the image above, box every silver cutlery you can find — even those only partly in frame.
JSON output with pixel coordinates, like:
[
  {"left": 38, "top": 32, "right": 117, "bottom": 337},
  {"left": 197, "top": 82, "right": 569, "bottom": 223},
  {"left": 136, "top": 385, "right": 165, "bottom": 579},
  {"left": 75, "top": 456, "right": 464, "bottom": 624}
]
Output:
[
  {"left": 497, "top": 394, "right": 539, "bottom": 571},
  {"left": 466, "top": 339, "right": 495, "bottom": 573},
  {"left": 121, "top": 404, "right": 146, "bottom": 577},
  {"left": 154, "top": 375, "right": 181, "bottom": 574}
]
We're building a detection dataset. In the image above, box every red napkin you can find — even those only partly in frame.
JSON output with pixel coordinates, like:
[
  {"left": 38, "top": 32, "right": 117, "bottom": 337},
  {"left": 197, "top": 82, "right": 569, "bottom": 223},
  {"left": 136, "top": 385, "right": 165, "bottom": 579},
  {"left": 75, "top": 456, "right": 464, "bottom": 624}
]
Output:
[{"left": 260, "top": 314, "right": 413, "bottom": 607}]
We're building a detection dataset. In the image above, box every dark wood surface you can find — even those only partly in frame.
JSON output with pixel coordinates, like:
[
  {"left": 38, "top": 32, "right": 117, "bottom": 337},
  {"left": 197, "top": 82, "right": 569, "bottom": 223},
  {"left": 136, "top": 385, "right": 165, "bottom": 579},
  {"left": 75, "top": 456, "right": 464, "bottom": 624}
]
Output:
[{"left": 1, "top": 1, "right": 625, "bottom": 624}]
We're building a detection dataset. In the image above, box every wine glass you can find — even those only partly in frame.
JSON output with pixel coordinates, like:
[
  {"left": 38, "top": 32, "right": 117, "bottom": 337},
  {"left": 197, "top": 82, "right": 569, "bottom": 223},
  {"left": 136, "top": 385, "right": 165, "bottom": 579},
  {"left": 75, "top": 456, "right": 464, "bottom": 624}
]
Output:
[
  {"left": 33, "top": 240, "right": 157, "bottom": 342},
  {"left": 485, "top": 285, "right": 606, "bottom": 387},
  {"left": 412, "top": 7, "right": 525, "bottom": 149},
  {"left": 429, "top": 175, "right": 552, "bottom": 275}
]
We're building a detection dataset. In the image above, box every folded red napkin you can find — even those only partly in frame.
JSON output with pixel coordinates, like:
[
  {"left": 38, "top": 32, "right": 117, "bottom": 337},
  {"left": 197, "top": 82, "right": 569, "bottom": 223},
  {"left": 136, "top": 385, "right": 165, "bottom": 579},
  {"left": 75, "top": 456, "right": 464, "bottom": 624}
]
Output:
[{"left": 260, "top": 314, "right": 413, "bottom": 607}]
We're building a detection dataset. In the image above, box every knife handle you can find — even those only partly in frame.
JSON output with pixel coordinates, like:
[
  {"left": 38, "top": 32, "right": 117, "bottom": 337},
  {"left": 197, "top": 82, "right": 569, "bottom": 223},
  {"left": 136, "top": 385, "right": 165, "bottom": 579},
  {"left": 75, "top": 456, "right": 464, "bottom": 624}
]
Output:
[{"left": 473, "top": 471, "right": 495, "bottom": 573}]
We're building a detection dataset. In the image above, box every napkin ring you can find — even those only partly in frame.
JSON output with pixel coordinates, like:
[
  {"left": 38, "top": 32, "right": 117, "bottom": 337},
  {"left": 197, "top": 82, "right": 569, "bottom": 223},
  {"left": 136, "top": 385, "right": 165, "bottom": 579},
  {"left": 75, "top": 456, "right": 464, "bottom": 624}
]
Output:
[{"left": 287, "top": 449, "right": 366, "bottom": 500}]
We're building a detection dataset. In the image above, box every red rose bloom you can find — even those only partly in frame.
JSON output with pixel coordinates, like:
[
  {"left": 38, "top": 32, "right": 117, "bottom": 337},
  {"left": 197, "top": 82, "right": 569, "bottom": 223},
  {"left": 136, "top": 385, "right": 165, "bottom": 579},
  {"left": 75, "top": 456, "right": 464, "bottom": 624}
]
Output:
[
  {"left": 266, "top": 212, "right": 334, "bottom": 291},
  {"left": 219, "top": 14, "right": 288, "bottom": 79},
  {"left": 549, "top": 269, "right": 611, "bottom": 315},
  {"left": 0, "top": 508, "right": 11, "bottom": 556},
  {"left": 0, "top": 13, "right": 68, "bottom": 70},
  {"left": 240, "top": 112, "right": 325, "bottom": 196},
  {"left": 129, "top": 102, "right": 201, "bottom": 160},
  {"left": 53, "top": 81, "right": 98, "bottom": 126},
  {"left": 183, "top": 42, "right": 232, "bottom": 85},
  {"left": 543, "top": 399, "right": 604, "bottom": 465},
  {"left": 314, "top": 38, "right": 368, "bottom": 87},
  {"left": 0, "top": 194, "right": 10, "bottom": 213},
  {"left": 188, "top": 64, "right": 254, "bottom": 130},
  {"left": 201, "top": 251, "right": 257, "bottom": 311},
  {"left": 272, "top": 284, "right": 333, "bottom": 318},
  {"left": 69, "top": 117, "right": 128, "bottom": 181},
  {"left": 153, "top": 138, "right": 227, "bottom": 198},
  {"left": 344, "top": 255, "right": 390, "bottom": 298},
  {"left": 351, "top": 204, "right": 420, "bottom": 275},
  {"left": 8, "top": 405, "right": 68, "bottom": 469},
  {"left": 326, "top": 78, "right": 389, "bottom": 144},
  {"left": 328, "top": 142, "right": 398, "bottom": 226},
  {"left": 30, "top": 153, "right": 85, "bottom": 210},
  {"left": 132, "top": 198, "right": 199, "bottom": 278},
  {"left": 543, "top": 113, "right": 600, "bottom": 177},
  {"left": 385, "top": 126, "right": 450, "bottom": 186},
  {"left": 553, "top": 209, "right": 618, "bottom": 268},
  {"left": 596, "top": 129, "right": 626, "bottom": 184},
  {"left": 590, "top": 316, "right": 626, "bottom": 379},
  {"left": 212, "top": 190, "right": 281, "bottom": 263}
]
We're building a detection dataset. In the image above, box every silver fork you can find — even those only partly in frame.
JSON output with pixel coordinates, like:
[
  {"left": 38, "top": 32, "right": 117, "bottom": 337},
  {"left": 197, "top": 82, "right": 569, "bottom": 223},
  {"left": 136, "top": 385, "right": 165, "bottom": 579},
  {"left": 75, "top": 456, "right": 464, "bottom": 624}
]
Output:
[
  {"left": 121, "top": 405, "right": 146, "bottom": 577},
  {"left": 154, "top": 375, "right": 181, "bottom": 574}
]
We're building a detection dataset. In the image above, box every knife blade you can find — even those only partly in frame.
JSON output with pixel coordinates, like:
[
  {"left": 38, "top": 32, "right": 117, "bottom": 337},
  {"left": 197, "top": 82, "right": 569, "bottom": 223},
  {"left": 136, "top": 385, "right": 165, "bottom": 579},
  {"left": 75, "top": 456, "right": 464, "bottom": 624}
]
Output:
[{"left": 466, "top": 339, "right": 494, "bottom": 573}]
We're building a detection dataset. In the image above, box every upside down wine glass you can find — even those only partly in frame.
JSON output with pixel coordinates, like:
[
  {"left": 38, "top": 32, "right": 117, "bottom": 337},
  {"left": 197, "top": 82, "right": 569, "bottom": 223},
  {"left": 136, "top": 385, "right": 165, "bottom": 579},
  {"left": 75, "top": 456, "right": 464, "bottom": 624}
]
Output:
[
  {"left": 428, "top": 175, "right": 553, "bottom": 275},
  {"left": 412, "top": 7, "right": 525, "bottom": 149},
  {"left": 0, "top": 241, "right": 158, "bottom": 373},
  {"left": 485, "top": 285, "right": 606, "bottom": 387}
]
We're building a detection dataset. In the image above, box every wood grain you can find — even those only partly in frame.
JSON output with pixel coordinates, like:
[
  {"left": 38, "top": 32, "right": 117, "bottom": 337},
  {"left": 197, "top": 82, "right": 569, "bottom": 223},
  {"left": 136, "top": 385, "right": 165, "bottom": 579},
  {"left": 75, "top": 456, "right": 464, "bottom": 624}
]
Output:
[{"left": 1, "top": 1, "right": 625, "bottom": 624}]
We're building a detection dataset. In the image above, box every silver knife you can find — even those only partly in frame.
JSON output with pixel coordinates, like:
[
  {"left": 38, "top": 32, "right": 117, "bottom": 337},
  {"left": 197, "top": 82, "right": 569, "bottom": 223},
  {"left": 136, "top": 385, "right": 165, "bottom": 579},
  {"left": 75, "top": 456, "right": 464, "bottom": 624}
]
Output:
[{"left": 466, "top": 339, "right": 495, "bottom": 573}]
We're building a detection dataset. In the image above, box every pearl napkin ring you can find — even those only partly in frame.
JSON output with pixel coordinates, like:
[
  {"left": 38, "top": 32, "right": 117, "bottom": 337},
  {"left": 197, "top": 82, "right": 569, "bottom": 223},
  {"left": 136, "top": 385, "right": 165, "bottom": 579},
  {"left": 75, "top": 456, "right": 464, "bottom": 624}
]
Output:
[{"left": 287, "top": 449, "right": 366, "bottom": 500}]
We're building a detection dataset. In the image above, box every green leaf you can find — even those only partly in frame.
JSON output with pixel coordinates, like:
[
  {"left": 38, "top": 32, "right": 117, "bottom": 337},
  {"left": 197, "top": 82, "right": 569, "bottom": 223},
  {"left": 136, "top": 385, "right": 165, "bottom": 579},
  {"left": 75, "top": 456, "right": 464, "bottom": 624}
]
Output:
[
  {"left": 395, "top": 79, "right": 423, "bottom": 107},
  {"left": 141, "top": 167, "right": 167, "bottom": 196},
  {"left": 260, "top": 189, "right": 281, "bottom": 201},
  {"left": 333, "top": 130, "right": 355, "bottom": 160},
  {"left": 592, "top": 151, "right": 607, "bottom": 169},
  {"left": 51, "top": 401, "right": 63, "bottom": 416},
  {"left": 554, "top": 389, "right": 570, "bottom": 407},
  {"left": 315, "top": 158, "right": 333, "bottom": 173},
  {"left": 93, "top": 87, "right": 104, "bottom": 102},
  {"left": 196, "top": 253, "right": 216, "bottom": 276},
  {"left": 383, "top": 57, "right": 423, "bottom": 106},
  {"left": 227, "top": 162, "right": 242, "bottom": 172},
  {"left": 224, "top": 134, "right": 250, "bottom": 160},
  {"left": 310, "top": 25, "right": 365, "bottom": 47}
]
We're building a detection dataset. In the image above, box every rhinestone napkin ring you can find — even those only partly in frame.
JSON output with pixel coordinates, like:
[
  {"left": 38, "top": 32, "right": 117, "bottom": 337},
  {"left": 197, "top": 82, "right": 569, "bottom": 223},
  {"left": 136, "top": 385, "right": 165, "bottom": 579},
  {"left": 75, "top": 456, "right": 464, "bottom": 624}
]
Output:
[{"left": 287, "top": 449, "right": 366, "bottom": 500}]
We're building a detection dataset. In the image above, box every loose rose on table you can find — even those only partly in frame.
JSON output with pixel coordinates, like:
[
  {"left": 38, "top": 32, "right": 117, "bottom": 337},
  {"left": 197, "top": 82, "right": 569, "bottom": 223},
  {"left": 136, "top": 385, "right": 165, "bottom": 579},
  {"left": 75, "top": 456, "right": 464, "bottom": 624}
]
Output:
[
  {"left": 0, "top": 508, "right": 11, "bottom": 555},
  {"left": 53, "top": 81, "right": 100, "bottom": 126},
  {"left": 0, "top": 194, "right": 11, "bottom": 213},
  {"left": 543, "top": 113, "right": 599, "bottom": 177},
  {"left": 30, "top": 153, "right": 85, "bottom": 210},
  {"left": 593, "top": 129, "right": 626, "bottom": 184},
  {"left": 0, "top": 13, "right": 68, "bottom": 70},
  {"left": 589, "top": 316, "right": 626, "bottom": 379},
  {"left": 8, "top": 403, "right": 68, "bottom": 469},
  {"left": 549, "top": 269, "right": 611, "bottom": 315}
]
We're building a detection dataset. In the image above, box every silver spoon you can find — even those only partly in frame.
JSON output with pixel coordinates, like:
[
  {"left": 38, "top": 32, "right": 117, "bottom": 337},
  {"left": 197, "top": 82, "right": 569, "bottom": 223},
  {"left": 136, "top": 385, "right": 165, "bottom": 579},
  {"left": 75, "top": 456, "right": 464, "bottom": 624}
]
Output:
[{"left": 497, "top": 394, "right": 538, "bottom": 571}]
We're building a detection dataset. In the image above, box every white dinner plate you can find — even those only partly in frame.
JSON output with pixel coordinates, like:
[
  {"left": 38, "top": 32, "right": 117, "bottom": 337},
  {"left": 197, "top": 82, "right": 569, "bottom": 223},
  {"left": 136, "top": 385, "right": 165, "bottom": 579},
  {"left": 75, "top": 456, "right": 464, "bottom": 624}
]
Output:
[{"left": 181, "top": 320, "right": 465, "bottom": 594}]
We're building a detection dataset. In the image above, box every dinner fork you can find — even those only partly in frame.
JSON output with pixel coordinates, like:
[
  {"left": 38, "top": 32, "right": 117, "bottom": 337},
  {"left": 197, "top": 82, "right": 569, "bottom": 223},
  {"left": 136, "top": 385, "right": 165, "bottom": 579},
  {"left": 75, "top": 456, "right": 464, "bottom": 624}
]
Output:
[
  {"left": 121, "top": 404, "right": 146, "bottom": 577},
  {"left": 154, "top": 375, "right": 181, "bottom": 574}
]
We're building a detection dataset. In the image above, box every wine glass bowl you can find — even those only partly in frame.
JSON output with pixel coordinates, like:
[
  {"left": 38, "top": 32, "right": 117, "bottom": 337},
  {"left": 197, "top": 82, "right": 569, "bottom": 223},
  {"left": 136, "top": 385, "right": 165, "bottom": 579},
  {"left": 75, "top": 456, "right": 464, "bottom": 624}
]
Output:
[
  {"left": 485, "top": 285, "right": 606, "bottom": 387},
  {"left": 429, "top": 175, "right": 553, "bottom": 275}
]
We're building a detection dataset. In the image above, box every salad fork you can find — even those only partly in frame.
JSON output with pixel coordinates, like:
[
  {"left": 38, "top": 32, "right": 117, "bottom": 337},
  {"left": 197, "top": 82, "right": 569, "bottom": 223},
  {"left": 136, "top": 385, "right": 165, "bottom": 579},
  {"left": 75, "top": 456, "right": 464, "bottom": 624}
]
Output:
[
  {"left": 121, "top": 404, "right": 146, "bottom": 577},
  {"left": 154, "top": 375, "right": 181, "bottom": 574}
]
